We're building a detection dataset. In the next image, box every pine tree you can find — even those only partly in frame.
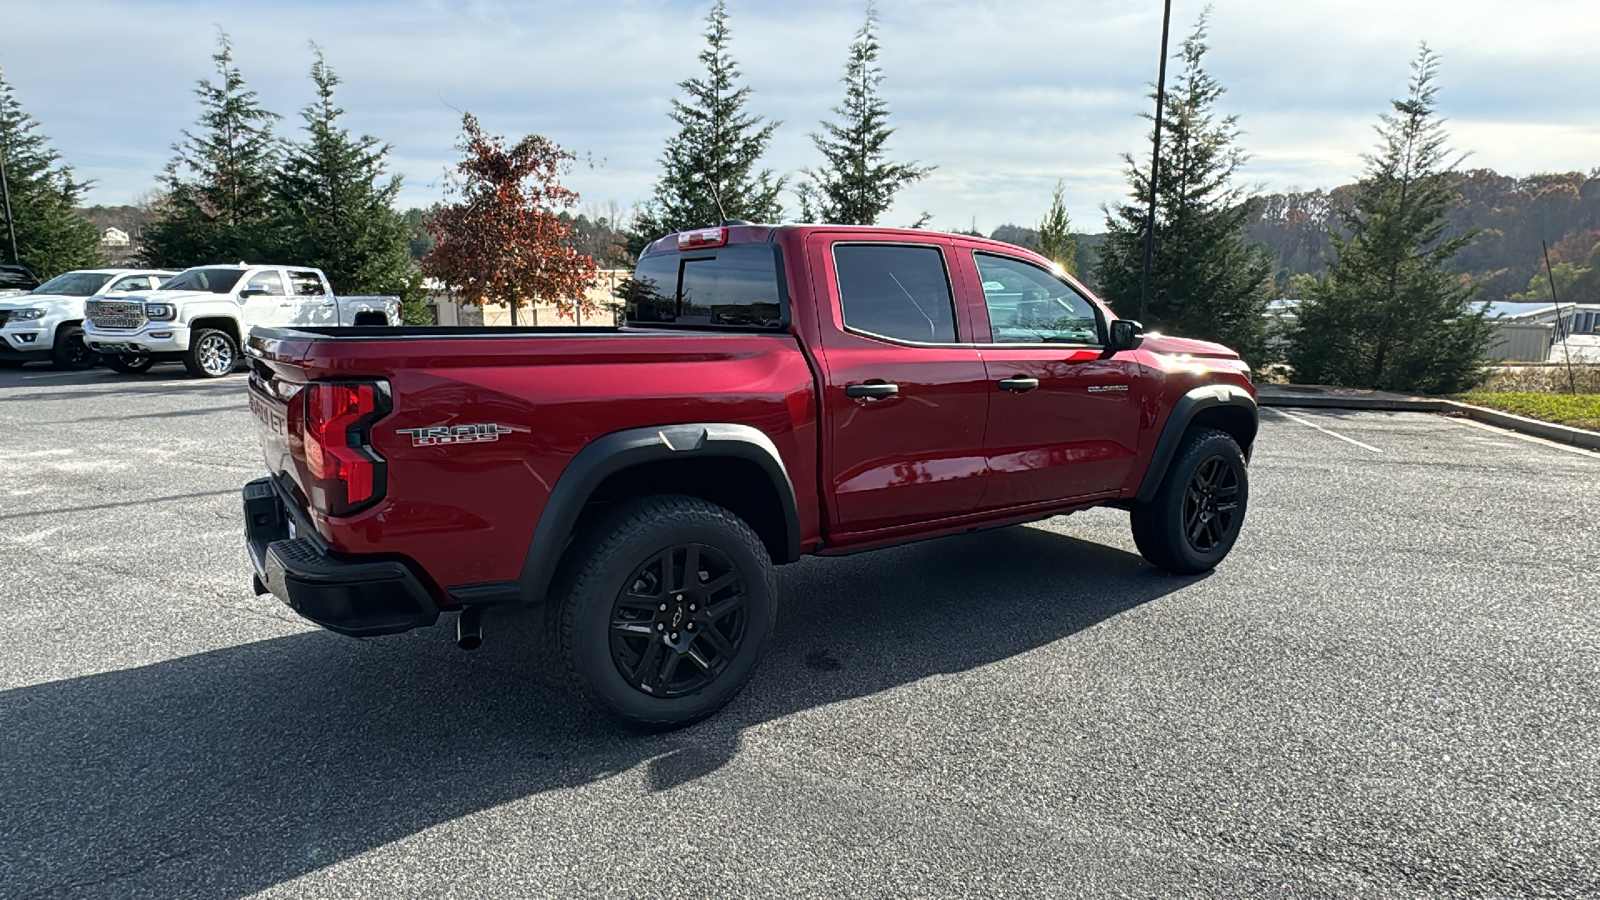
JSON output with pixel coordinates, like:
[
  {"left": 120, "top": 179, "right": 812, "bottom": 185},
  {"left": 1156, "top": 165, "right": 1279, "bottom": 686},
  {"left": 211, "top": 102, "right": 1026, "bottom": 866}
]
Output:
[
  {"left": 141, "top": 31, "right": 280, "bottom": 268},
  {"left": 266, "top": 47, "right": 421, "bottom": 315},
  {"left": 629, "top": 0, "right": 783, "bottom": 254},
  {"left": 1094, "top": 14, "right": 1272, "bottom": 361},
  {"left": 0, "top": 66, "right": 99, "bottom": 279},
  {"left": 1288, "top": 46, "right": 1492, "bottom": 393},
  {"left": 795, "top": 2, "right": 930, "bottom": 225},
  {"left": 1036, "top": 180, "right": 1077, "bottom": 275}
]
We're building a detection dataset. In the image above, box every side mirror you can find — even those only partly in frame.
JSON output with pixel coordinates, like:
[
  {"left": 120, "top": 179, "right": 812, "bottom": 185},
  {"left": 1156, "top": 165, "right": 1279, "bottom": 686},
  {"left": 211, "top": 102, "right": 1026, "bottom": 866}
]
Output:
[
  {"left": 1108, "top": 319, "right": 1144, "bottom": 352},
  {"left": 240, "top": 287, "right": 267, "bottom": 298}
]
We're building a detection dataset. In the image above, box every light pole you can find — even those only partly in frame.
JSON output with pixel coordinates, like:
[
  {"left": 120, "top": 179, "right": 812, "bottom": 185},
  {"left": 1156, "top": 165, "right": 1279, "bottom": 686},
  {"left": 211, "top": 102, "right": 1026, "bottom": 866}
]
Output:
[
  {"left": 1138, "top": 0, "right": 1175, "bottom": 323},
  {"left": 0, "top": 137, "right": 19, "bottom": 265}
]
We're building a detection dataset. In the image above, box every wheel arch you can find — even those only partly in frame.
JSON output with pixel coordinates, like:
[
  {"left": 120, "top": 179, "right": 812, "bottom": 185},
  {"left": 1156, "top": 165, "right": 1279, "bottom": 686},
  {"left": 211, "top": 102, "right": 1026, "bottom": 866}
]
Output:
[
  {"left": 188, "top": 316, "right": 243, "bottom": 346},
  {"left": 517, "top": 424, "right": 802, "bottom": 605},
  {"left": 1134, "top": 384, "right": 1258, "bottom": 504}
]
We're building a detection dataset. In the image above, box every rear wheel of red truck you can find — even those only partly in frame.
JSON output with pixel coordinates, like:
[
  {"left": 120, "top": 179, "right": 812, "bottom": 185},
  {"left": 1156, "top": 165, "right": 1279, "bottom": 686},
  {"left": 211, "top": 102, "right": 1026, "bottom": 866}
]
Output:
[
  {"left": 1130, "top": 427, "right": 1249, "bottom": 575},
  {"left": 554, "top": 494, "right": 777, "bottom": 731}
]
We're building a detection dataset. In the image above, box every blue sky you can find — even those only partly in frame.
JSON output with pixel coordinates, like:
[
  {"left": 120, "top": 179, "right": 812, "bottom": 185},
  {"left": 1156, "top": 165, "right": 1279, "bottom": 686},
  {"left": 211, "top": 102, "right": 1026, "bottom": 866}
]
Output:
[{"left": 5, "top": 0, "right": 1598, "bottom": 233}]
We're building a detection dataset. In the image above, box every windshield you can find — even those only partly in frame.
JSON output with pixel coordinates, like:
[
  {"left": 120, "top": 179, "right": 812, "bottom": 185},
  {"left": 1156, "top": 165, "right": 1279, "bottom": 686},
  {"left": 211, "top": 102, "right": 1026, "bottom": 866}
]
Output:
[
  {"left": 31, "top": 272, "right": 114, "bottom": 297},
  {"left": 162, "top": 267, "right": 245, "bottom": 294}
]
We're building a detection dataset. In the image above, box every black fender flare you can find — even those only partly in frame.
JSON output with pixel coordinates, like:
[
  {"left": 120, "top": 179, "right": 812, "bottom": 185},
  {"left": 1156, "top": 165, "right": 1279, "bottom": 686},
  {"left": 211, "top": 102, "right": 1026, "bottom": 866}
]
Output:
[
  {"left": 1133, "top": 384, "right": 1258, "bottom": 504},
  {"left": 516, "top": 423, "right": 802, "bottom": 604}
]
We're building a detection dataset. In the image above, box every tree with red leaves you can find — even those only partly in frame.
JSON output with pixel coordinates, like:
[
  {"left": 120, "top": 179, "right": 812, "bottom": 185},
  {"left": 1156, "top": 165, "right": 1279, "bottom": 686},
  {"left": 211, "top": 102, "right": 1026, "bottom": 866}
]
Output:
[{"left": 423, "top": 114, "right": 597, "bottom": 325}]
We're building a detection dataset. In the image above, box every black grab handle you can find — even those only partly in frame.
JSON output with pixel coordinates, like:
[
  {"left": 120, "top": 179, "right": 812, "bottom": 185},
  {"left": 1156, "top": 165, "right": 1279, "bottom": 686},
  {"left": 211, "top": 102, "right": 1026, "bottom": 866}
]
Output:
[{"left": 845, "top": 382, "right": 900, "bottom": 399}]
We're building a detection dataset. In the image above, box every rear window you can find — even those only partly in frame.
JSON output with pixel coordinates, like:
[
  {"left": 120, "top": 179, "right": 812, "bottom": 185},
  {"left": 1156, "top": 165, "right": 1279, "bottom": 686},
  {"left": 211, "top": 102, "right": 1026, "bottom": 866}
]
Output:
[
  {"left": 626, "top": 243, "right": 785, "bottom": 329},
  {"left": 834, "top": 244, "right": 957, "bottom": 344}
]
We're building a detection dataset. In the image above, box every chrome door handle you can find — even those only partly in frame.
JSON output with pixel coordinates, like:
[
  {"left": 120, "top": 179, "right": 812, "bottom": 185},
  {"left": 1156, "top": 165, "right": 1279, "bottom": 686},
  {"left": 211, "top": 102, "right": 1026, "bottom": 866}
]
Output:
[
  {"left": 998, "top": 376, "right": 1040, "bottom": 392},
  {"left": 845, "top": 382, "right": 899, "bottom": 399}
]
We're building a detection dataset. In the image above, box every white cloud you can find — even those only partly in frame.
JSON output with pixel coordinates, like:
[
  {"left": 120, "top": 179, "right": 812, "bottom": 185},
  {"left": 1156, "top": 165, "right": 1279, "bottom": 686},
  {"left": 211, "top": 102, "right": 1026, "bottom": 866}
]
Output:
[{"left": 4, "top": 0, "right": 1597, "bottom": 234}]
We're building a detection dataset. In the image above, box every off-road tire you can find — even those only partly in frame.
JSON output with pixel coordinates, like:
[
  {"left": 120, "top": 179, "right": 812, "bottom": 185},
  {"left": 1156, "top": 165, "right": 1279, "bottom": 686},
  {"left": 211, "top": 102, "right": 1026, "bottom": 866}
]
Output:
[
  {"left": 105, "top": 355, "right": 155, "bottom": 374},
  {"left": 50, "top": 325, "right": 99, "bottom": 370},
  {"left": 183, "top": 328, "right": 238, "bottom": 378},
  {"left": 553, "top": 494, "right": 777, "bottom": 731},
  {"left": 1130, "top": 427, "right": 1248, "bottom": 575}
]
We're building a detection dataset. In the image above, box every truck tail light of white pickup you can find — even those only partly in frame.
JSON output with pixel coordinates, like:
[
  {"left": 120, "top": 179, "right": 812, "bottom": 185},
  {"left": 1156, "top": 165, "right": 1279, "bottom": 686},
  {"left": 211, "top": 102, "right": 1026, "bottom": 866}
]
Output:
[{"left": 303, "top": 380, "right": 390, "bottom": 517}]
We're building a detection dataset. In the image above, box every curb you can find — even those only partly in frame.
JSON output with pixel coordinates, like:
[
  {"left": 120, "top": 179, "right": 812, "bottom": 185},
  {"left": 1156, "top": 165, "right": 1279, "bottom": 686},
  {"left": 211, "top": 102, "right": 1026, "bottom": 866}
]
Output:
[{"left": 1257, "top": 387, "right": 1600, "bottom": 452}]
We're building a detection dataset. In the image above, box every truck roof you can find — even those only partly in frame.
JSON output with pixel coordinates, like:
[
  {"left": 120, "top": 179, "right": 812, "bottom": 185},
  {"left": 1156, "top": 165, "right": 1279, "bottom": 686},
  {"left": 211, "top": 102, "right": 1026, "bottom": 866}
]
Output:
[{"left": 639, "top": 223, "right": 1053, "bottom": 267}]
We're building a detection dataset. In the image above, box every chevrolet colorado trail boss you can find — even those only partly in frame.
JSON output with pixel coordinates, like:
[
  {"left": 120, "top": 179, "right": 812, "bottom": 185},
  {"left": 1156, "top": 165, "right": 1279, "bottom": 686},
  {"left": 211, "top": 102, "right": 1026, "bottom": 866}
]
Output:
[
  {"left": 84, "top": 263, "right": 401, "bottom": 377},
  {"left": 243, "top": 224, "right": 1257, "bottom": 729}
]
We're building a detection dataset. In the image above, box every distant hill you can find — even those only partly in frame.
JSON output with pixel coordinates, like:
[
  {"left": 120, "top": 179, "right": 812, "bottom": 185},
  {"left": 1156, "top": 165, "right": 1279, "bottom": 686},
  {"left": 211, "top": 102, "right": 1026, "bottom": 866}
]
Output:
[{"left": 1245, "top": 168, "right": 1600, "bottom": 303}]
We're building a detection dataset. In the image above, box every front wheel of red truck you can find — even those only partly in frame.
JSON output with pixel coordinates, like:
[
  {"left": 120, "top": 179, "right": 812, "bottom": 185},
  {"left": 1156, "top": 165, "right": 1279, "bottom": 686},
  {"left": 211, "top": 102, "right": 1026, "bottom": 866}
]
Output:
[
  {"left": 1130, "top": 427, "right": 1249, "bottom": 575},
  {"left": 554, "top": 494, "right": 778, "bottom": 731}
]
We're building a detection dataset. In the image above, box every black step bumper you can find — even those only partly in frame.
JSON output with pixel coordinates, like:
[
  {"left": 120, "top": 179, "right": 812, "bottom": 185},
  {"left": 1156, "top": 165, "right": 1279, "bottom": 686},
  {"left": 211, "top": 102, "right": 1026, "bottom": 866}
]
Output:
[{"left": 243, "top": 477, "right": 439, "bottom": 637}]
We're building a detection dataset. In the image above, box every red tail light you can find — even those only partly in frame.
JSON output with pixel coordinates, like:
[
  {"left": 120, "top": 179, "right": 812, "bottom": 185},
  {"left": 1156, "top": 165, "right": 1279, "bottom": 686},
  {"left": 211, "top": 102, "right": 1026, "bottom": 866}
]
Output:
[{"left": 303, "top": 381, "right": 390, "bottom": 516}]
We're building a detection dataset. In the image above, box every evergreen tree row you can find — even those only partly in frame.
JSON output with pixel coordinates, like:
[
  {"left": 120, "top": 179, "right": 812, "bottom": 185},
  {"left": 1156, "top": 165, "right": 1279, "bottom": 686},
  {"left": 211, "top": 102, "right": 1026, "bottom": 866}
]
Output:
[
  {"left": 630, "top": 0, "right": 931, "bottom": 254},
  {"left": 0, "top": 66, "right": 100, "bottom": 280},
  {"left": 140, "top": 34, "right": 422, "bottom": 315}
]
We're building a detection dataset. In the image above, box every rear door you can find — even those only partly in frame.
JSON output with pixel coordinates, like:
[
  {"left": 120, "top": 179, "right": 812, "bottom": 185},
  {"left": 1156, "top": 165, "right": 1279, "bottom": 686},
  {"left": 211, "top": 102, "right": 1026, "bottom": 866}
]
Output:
[
  {"left": 956, "top": 248, "right": 1141, "bottom": 505},
  {"left": 288, "top": 270, "right": 339, "bottom": 326},
  {"left": 807, "top": 234, "right": 992, "bottom": 534}
]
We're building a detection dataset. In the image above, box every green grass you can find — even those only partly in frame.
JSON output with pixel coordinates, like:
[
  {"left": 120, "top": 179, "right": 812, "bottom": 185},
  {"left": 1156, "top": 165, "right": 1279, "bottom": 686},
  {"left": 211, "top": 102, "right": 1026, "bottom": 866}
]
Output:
[{"left": 1458, "top": 392, "right": 1600, "bottom": 432}]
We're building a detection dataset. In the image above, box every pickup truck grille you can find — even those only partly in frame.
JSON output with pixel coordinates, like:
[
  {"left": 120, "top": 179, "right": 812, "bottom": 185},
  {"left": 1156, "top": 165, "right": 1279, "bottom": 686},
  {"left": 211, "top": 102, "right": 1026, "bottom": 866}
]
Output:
[{"left": 86, "top": 300, "right": 147, "bottom": 330}]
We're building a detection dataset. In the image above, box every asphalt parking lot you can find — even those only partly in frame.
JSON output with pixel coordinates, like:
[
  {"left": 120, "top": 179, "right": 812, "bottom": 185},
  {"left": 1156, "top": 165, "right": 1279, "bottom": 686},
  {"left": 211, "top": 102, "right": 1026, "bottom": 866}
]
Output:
[{"left": 2, "top": 362, "right": 1597, "bottom": 899}]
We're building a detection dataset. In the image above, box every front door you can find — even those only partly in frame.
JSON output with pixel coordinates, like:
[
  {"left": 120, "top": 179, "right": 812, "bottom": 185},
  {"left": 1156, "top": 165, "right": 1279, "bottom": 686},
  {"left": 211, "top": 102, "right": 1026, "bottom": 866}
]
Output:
[
  {"left": 963, "top": 250, "right": 1142, "bottom": 506},
  {"left": 809, "top": 235, "right": 992, "bottom": 534},
  {"left": 239, "top": 268, "right": 293, "bottom": 329}
]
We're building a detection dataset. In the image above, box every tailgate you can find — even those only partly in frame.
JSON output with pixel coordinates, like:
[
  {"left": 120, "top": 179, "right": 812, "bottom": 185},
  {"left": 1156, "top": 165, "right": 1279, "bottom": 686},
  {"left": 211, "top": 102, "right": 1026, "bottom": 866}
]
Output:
[{"left": 245, "top": 334, "right": 313, "bottom": 503}]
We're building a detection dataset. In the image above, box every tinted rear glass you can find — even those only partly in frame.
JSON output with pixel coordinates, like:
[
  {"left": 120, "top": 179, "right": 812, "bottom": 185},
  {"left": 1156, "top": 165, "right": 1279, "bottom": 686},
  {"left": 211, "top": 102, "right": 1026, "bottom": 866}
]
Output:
[
  {"left": 834, "top": 244, "right": 957, "bottom": 343},
  {"left": 626, "top": 243, "right": 784, "bottom": 329}
]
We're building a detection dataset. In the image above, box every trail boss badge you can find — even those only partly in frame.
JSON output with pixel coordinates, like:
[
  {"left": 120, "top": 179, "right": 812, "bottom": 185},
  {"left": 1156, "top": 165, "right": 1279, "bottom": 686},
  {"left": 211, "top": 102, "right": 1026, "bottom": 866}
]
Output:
[{"left": 398, "top": 424, "right": 514, "bottom": 447}]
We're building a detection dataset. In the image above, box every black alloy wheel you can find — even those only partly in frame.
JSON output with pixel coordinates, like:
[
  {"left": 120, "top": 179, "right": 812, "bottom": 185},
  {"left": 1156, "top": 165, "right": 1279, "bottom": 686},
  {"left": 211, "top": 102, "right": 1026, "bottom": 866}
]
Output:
[
  {"left": 610, "top": 543, "right": 748, "bottom": 699},
  {"left": 1130, "top": 427, "right": 1249, "bottom": 575},
  {"left": 555, "top": 494, "right": 777, "bottom": 730},
  {"left": 51, "top": 325, "right": 99, "bottom": 370},
  {"left": 1181, "top": 455, "right": 1241, "bottom": 554},
  {"left": 106, "top": 354, "right": 155, "bottom": 374}
]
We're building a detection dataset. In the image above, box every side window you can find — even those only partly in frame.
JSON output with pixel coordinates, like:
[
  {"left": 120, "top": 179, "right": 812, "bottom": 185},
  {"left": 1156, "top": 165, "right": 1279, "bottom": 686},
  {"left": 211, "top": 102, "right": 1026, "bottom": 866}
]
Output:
[
  {"left": 289, "top": 271, "right": 326, "bottom": 297},
  {"left": 834, "top": 244, "right": 957, "bottom": 343},
  {"left": 247, "top": 270, "right": 287, "bottom": 296},
  {"left": 974, "top": 253, "right": 1100, "bottom": 345}
]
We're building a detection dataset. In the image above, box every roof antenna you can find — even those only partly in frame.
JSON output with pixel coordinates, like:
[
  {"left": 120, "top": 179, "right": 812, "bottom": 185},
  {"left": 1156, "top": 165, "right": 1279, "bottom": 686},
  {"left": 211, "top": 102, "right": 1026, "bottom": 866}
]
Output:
[{"left": 694, "top": 172, "right": 729, "bottom": 224}]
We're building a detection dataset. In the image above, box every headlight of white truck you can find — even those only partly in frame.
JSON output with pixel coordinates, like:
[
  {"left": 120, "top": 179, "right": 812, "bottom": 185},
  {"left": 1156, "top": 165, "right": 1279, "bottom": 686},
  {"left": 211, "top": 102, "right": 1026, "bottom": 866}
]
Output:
[
  {"left": 146, "top": 303, "right": 176, "bottom": 320},
  {"left": 9, "top": 307, "right": 46, "bottom": 321}
]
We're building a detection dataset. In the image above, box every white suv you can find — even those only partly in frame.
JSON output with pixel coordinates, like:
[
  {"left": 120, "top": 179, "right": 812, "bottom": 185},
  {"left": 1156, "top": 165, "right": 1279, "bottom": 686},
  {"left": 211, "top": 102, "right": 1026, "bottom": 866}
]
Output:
[
  {"left": 83, "top": 263, "right": 401, "bottom": 378},
  {"left": 0, "top": 269, "right": 176, "bottom": 369}
]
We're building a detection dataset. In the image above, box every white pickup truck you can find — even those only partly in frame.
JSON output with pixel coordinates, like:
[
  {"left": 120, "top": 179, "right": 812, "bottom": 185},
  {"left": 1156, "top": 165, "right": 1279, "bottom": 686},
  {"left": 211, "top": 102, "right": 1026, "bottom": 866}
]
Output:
[
  {"left": 84, "top": 263, "right": 401, "bottom": 378},
  {"left": 0, "top": 268, "right": 177, "bottom": 369}
]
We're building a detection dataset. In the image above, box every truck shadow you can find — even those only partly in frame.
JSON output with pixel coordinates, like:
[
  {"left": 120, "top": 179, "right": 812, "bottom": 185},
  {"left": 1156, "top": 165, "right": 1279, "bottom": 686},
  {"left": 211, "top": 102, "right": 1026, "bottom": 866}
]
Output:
[{"left": 0, "top": 525, "right": 1195, "bottom": 897}]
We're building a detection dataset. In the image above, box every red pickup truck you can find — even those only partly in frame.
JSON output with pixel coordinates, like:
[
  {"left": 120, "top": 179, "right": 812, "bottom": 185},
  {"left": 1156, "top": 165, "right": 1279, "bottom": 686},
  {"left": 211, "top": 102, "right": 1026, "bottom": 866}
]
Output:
[{"left": 243, "top": 223, "right": 1256, "bottom": 729}]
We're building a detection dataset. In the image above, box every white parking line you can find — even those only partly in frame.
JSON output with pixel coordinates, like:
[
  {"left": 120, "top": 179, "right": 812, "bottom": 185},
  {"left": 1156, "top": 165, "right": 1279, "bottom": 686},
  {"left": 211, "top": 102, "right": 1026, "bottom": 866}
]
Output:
[
  {"left": 1442, "top": 414, "right": 1600, "bottom": 459},
  {"left": 1265, "top": 407, "right": 1384, "bottom": 452}
]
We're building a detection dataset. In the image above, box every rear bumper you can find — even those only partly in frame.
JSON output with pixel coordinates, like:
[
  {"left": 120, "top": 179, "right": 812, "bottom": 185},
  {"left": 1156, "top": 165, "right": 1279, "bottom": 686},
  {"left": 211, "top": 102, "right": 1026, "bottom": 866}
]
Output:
[{"left": 243, "top": 477, "right": 439, "bottom": 637}]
